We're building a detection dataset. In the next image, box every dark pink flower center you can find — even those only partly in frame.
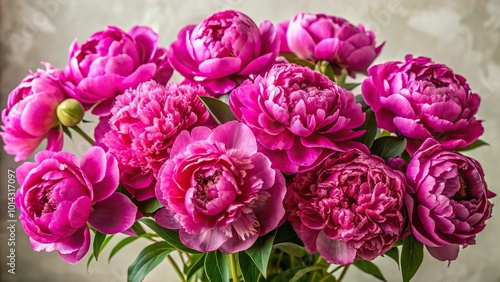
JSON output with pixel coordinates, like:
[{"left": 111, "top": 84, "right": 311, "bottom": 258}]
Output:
[
  {"left": 32, "top": 184, "right": 57, "bottom": 216},
  {"left": 194, "top": 169, "right": 223, "bottom": 208}
]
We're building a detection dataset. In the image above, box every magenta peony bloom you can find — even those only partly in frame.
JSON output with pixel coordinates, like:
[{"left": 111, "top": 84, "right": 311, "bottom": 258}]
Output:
[
  {"left": 285, "top": 13, "right": 383, "bottom": 75},
  {"left": 285, "top": 150, "right": 407, "bottom": 265},
  {"left": 1, "top": 65, "right": 66, "bottom": 161},
  {"left": 362, "top": 55, "right": 484, "bottom": 153},
  {"left": 63, "top": 26, "right": 172, "bottom": 115},
  {"left": 102, "top": 81, "right": 214, "bottom": 201},
  {"left": 405, "top": 138, "right": 495, "bottom": 261},
  {"left": 15, "top": 147, "right": 137, "bottom": 264},
  {"left": 229, "top": 63, "right": 367, "bottom": 173},
  {"left": 155, "top": 121, "right": 287, "bottom": 253},
  {"left": 276, "top": 20, "right": 291, "bottom": 53},
  {"left": 167, "top": 10, "right": 280, "bottom": 95}
]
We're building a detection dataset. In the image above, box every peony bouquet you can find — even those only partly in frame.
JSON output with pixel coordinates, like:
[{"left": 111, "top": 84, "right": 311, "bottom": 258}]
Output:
[{"left": 1, "top": 9, "right": 495, "bottom": 282}]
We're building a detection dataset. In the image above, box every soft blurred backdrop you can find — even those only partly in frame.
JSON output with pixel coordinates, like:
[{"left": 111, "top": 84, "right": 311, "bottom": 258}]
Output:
[{"left": 0, "top": 0, "right": 499, "bottom": 281}]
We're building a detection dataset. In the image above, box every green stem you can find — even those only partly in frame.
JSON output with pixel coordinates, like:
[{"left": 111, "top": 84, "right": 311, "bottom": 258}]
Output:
[
  {"left": 328, "top": 265, "right": 342, "bottom": 274},
  {"left": 168, "top": 255, "right": 186, "bottom": 282},
  {"left": 337, "top": 264, "right": 351, "bottom": 282},
  {"left": 229, "top": 253, "right": 239, "bottom": 282},
  {"left": 70, "top": 125, "right": 94, "bottom": 145},
  {"left": 178, "top": 251, "right": 186, "bottom": 266}
]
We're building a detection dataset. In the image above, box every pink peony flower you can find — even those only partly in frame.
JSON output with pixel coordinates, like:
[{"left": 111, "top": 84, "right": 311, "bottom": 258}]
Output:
[
  {"left": 155, "top": 121, "right": 287, "bottom": 253},
  {"left": 167, "top": 10, "right": 280, "bottom": 95},
  {"left": 1, "top": 65, "right": 66, "bottom": 161},
  {"left": 102, "top": 81, "right": 214, "bottom": 201},
  {"left": 285, "top": 149, "right": 407, "bottom": 265},
  {"left": 229, "top": 63, "right": 367, "bottom": 173},
  {"left": 285, "top": 13, "right": 384, "bottom": 75},
  {"left": 405, "top": 138, "right": 495, "bottom": 261},
  {"left": 63, "top": 26, "right": 172, "bottom": 116},
  {"left": 362, "top": 55, "right": 484, "bottom": 153},
  {"left": 15, "top": 147, "right": 137, "bottom": 264},
  {"left": 276, "top": 20, "right": 291, "bottom": 53}
]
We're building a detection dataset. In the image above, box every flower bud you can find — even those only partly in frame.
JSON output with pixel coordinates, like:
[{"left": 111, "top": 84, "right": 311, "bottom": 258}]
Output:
[{"left": 56, "top": 98, "right": 84, "bottom": 127}]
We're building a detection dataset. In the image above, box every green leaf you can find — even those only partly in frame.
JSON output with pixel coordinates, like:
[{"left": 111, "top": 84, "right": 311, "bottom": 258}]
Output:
[
  {"left": 371, "top": 136, "right": 407, "bottom": 160},
  {"left": 127, "top": 241, "right": 174, "bottom": 282},
  {"left": 280, "top": 53, "right": 316, "bottom": 69},
  {"left": 239, "top": 252, "right": 261, "bottom": 282},
  {"left": 274, "top": 222, "right": 303, "bottom": 246},
  {"left": 344, "top": 83, "right": 361, "bottom": 91},
  {"left": 109, "top": 235, "right": 155, "bottom": 263},
  {"left": 384, "top": 247, "right": 400, "bottom": 269},
  {"left": 318, "top": 61, "right": 336, "bottom": 82},
  {"left": 204, "top": 251, "right": 229, "bottom": 282},
  {"left": 401, "top": 235, "right": 424, "bottom": 282},
  {"left": 62, "top": 126, "right": 72, "bottom": 139},
  {"left": 81, "top": 119, "right": 93, "bottom": 123},
  {"left": 199, "top": 96, "right": 237, "bottom": 124},
  {"left": 353, "top": 260, "right": 387, "bottom": 281},
  {"left": 184, "top": 253, "right": 206, "bottom": 282},
  {"left": 244, "top": 230, "right": 277, "bottom": 278},
  {"left": 355, "top": 109, "right": 378, "bottom": 148},
  {"left": 456, "top": 139, "right": 489, "bottom": 152},
  {"left": 143, "top": 198, "right": 163, "bottom": 214},
  {"left": 273, "top": 243, "right": 307, "bottom": 258},
  {"left": 355, "top": 95, "right": 371, "bottom": 112},
  {"left": 131, "top": 221, "right": 147, "bottom": 236},
  {"left": 92, "top": 231, "right": 108, "bottom": 261},
  {"left": 139, "top": 218, "right": 199, "bottom": 253},
  {"left": 289, "top": 265, "right": 325, "bottom": 282},
  {"left": 270, "top": 266, "right": 308, "bottom": 282}
]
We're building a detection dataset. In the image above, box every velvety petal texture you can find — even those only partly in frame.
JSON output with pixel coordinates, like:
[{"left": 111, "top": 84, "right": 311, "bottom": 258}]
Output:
[
  {"left": 167, "top": 10, "right": 280, "bottom": 95},
  {"left": 102, "top": 81, "right": 215, "bottom": 201},
  {"left": 285, "top": 150, "right": 407, "bottom": 265},
  {"left": 361, "top": 55, "right": 484, "bottom": 153},
  {"left": 229, "top": 63, "right": 367, "bottom": 173},
  {"left": 284, "top": 13, "right": 383, "bottom": 76},
  {"left": 15, "top": 147, "right": 137, "bottom": 264},
  {"left": 1, "top": 65, "right": 66, "bottom": 161},
  {"left": 405, "top": 138, "right": 495, "bottom": 261},
  {"left": 155, "top": 121, "right": 287, "bottom": 253},
  {"left": 62, "top": 26, "right": 173, "bottom": 115}
]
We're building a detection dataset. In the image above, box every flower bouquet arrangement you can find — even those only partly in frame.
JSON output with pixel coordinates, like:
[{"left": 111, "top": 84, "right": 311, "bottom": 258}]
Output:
[{"left": 1, "top": 9, "right": 495, "bottom": 282}]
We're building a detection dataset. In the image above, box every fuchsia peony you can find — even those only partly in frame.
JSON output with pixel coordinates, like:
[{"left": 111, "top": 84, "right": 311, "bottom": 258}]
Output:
[
  {"left": 362, "top": 55, "right": 484, "bottom": 153},
  {"left": 283, "top": 13, "right": 383, "bottom": 75},
  {"left": 155, "top": 121, "right": 287, "bottom": 253},
  {"left": 167, "top": 10, "right": 280, "bottom": 95},
  {"left": 229, "top": 63, "right": 367, "bottom": 173},
  {"left": 63, "top": 26, "right": 172, "bottom": 115},
  {"left": 15, "top": 147, "right": 137, "bottom": 263},
  {"left": 285, "top": 150, "right": 407, "bottom": 265},
  {"left": 102, "top": 81, "right": 214, "bottom": 201},
  {"left": 1, "top": 65, "right": 66, "bottom": 162},
  {"left": 405, "top": 138, "right": 495, "bottom": 261}
]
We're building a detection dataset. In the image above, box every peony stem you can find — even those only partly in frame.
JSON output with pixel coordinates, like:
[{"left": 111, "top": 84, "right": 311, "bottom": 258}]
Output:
[
  {"left": 229, "top": 253, "right": 239, "bottom": 282},
  {"left": 337, "top": 264, "right": 351, "bottom": 282},
  {"left": 167, "top": 255, "right": 186, "bottom": 282},
  {"left": 178, "top": 251, "right": 186, "bottom": 266},
  {"left": 70, "top": 125, "right": 94, "bottom": 145}
]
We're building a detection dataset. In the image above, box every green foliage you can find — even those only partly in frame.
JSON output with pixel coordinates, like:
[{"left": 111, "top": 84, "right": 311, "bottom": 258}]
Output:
[
  {"left": 127, "top": 241, "right": 175, "bottom": 282},
  {"left": 456, "top": 139, "right": 489, "bottom": 152},
  {"left": 199, "top": 96, "right": 237, "bottom": 124},
  {"left": 244, "top": 230, "right": 277, "bottom": 278},
  {"left": 371, "top": 136, "right": 407, "bottom": 160},
  {"left": 355, "top": 109, "right": 378, "bottom": 148},
  {"left": 139, "top": 218, "right": 200, "bottom": 253},
  {"left": 353, "top": 260, "right": 387, "bottom": 281},
  {"left": 204, "top": 251, "right": 229, "bottom": 282},
  {"left": 401, "top": 235, "right": 424, "bottom": 282}
]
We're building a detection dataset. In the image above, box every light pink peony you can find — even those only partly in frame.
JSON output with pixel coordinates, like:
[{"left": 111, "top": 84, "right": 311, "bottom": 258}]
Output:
[
  {"left": 285, "top": 150, "right": 407, "bottom": 265},
  {"left": 362, "top": 55, "right": 484, "bottom": 153},
  {"left": 284, "top": 13, "right": 383, "bottom": 75},
  {"left": 63, "top": 26, "right": 172, "bottom": 116},
  {"left": 102, "top": 81, "right": 214, "bottom": 201},
  {"left": 15, "top": 147, "right": 137, "bottom": 263},
  {"left": 229, "top": 63, "right": 367, "bottom": 173},
  {"left": 405, "top": 138, "right": 495, "bottom": 261},
  {"left": 1, "top": 65, "right": 66, "bottom": 161},
  {"left": 167, "top": 10, "right": 280, "bottom": 95},
  {"left": 155, "top": 121, "right": 287, "bottom": 253}
]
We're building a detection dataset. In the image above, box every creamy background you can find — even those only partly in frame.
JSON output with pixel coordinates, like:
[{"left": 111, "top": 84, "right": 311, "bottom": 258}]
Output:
[{"left": 0, "top": 0, "right": 499, "bottom": 281}]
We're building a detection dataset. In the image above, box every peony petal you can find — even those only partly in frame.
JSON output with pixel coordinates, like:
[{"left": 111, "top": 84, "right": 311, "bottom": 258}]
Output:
[
  {"left": 209, "top": 121, "right": 257, "bottom": 155},
  {"left": 426, "top": 245, "right": 460, "bottom": 262},
  {"left": 88, "top": 192, "right": 137, "bottom": 234},
  {"left": 198, "top": 57, "right": 242, "bottom": 78},
  {"left": 155, "top": 207, "right": 181, "bottom": 230},
  {"left": 316, "top": 231, "right": 356, "bottom": 265},
  {"left": 58, "top": 227, "right": 91, "bottom": 264},
  {"left": 179, "top": 228, "right": 228, "bottom": 252}
]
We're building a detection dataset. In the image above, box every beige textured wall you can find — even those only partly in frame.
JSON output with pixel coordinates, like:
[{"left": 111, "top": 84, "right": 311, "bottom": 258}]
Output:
[{"left": 0, "top": 0, "right": 499, "bottom": 281}]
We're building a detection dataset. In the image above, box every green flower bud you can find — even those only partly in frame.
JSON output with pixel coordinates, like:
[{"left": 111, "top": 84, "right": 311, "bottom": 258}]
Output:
[{"left": 56, "top": 98, "right": 85, "bottom": 127}]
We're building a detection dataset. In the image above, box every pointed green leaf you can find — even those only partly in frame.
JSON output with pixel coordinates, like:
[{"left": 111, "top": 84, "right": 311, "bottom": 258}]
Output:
[
  {"left": 344, "top": 83, "right": 361, "bottom": 91},
  {"left": 273, "top": 243, "right": 307, "bottom": 258},
  {"left": 204, "top": 251, "right": 229, "bottom": 282},
  {"left": 371, "top": 136, "right": 407, "bottom": 160},
  {"left": 353, "top": 260, "right": 387, "bottom": 281},
  {"left": 239, "top": 252, "right": 261, "bottom": 282},
  {"left": 355, "top": 109, "right": 378, "bottom": 148},
  {"left": 456, "top": 139, "right": 489, "bottom": 152},
  {"left": 384, "top": 247, "right": 400, "bottom": 269},
  {"left": 184, "top": 253, "right": 206, "bottom": 282},
  {"left": 199, "top": 96, "right": 237, "bottom": 124},
  {"left": 318, "top": 61, "right": 336, "bottom": 82},
  {"left": 143, "top": 198, "right": 163, "bottom": 214},
  {"left": 127, "top": 241, "right": 174, "bottom": 282},
  {"left": 280, "top": 53, "right": 316, "bottom": 69},
  {"left": 139, "top": 218, "right": 199, "bottom": 253},
  {"left": 244, "top": 230, "right": 277, "bottom": 278},
  {"left": 289, "top": 265, "right": 325, "bottom": 282},
  {"left": 92, "top": 231, "right": 110, "bottom": 261},
  {"left": 401, "top": 235, "right": 424, "bottom": 282},
  {"left": 131, "top": 221, "right": 146, "bottom": 236},
  {"left": 62, "top": 126, "right": 72, "bottom": 138},
  {"left": 109, "top": 235, "right": 153, "bottom": 263}
]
